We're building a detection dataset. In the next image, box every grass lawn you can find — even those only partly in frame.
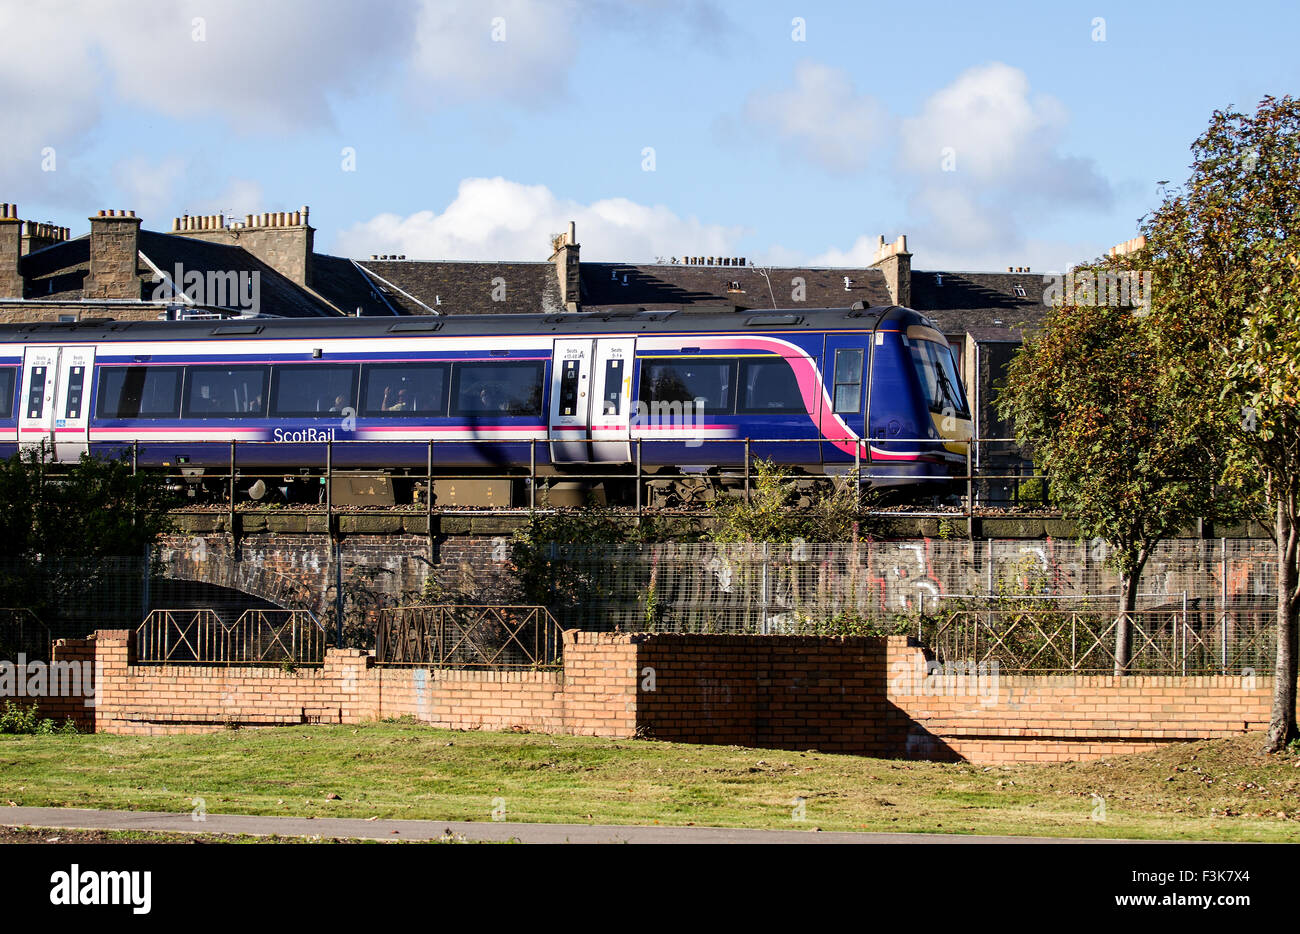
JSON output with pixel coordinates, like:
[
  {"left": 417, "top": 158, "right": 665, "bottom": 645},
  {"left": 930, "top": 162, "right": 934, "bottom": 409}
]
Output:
[{"left": 2, "top": 722, "right": 1299, "bottom": 841}]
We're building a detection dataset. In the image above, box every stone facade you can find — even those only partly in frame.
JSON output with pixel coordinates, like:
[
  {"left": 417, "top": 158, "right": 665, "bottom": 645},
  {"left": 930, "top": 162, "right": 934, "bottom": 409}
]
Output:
[
  {"left": 82, "top": 211, "right": 143, "bottom": 300},
  {"left": 0, "top": 205, "right": 21, "bottom": 299},
  {"left": 171, "top": 209, "right": 314, "bottom": 288}
]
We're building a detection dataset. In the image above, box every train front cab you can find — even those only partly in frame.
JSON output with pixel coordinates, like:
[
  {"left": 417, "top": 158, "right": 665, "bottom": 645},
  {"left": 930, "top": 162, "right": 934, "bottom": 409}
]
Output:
[{"left": 861, "top": 307, "right": 972, "bottom": 488}]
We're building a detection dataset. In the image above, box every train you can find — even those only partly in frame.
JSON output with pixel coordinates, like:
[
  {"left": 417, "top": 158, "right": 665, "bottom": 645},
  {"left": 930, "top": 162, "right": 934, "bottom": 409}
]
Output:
[{"left": 0, "top": 303, "right": 972, "bottom": 506}]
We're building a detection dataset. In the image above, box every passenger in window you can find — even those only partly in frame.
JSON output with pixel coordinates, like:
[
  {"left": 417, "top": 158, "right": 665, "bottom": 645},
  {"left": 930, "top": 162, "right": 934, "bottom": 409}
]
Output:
[
  {"left": 478, "top": 387, "right": 502, "bottom": 411},
  {"left": 385, "top": 389, "right": 412, "bottom": 412},
  {"left": 329, "top": 394, "right": 349, "bottom": 413}
]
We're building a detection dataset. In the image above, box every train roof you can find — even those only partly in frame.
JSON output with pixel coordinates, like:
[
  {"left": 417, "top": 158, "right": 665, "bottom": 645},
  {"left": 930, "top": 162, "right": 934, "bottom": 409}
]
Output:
[{"left": 0, "top": 304, "right": 933, "bottom": 344}]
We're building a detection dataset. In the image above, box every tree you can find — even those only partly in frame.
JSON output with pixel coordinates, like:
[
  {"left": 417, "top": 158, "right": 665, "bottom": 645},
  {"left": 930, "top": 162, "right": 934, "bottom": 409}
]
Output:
[
  {"left": 1142, "top": 95, "right": 1300, "bottom": 750},
  {"left": 996, "top": 284, "right": 1216, "bottom": 673},
  {"left": 0, "top": 447, "right": 178, "bottom": 626}
]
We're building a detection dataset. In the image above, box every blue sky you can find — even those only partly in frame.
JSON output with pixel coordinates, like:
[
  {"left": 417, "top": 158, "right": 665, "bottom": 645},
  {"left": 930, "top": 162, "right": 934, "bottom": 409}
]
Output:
[{"left": 2, "top": 0, "right": 1295, "bottom": 272}]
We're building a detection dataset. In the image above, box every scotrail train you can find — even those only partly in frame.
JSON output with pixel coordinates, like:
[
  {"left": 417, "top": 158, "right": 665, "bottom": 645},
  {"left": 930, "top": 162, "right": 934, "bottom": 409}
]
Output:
[{"left": 0, "top": 304, "right": 972, "bottom": 506}]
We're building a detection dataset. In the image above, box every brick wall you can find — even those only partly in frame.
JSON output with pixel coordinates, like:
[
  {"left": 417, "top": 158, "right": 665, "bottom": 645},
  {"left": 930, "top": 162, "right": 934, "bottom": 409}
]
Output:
[
  {"left": 8, "top": 630, "right": 1282, "bottom": 763},
  {"left": 632, "top": 635, "right": 1275, "bottom": 763}
]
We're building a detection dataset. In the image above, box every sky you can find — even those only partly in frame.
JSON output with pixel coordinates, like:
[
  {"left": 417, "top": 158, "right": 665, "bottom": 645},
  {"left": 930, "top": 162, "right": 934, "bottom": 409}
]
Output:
[{"left": 1, "top": 0, "right": 1296, "bottom": 273}]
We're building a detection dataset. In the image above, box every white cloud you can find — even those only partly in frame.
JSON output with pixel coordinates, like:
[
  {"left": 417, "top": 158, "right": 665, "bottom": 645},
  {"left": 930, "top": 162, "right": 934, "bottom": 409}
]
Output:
[
  {"left": 742, "top": 61, "right": 892, "bottom": 172},
  {"left": 333, "top": 176, "right": 745, "bottom": 262},
  {"left": 808, "top": 235, "right": 887, "bottom": 268},
  {"left": 183, "top": 179, "right": 268, "bottom": 222},
  {"left": 111, "top": 157, "right": 189, "bottom": 221},
  {"left": 410, "top": 0, "right": 579, "bottom": 104},
  {"left": 898, "top": 62, "right": 1109, "bottom": 203},
  {"left": 895, "top": 63, "right": 1113, "bottom": 267},
  {"left": 0, "top": 0, "right": 410, "bottom": 198},
  {"left": 90, "top": 0, "right": 412, "bottom": 132}
]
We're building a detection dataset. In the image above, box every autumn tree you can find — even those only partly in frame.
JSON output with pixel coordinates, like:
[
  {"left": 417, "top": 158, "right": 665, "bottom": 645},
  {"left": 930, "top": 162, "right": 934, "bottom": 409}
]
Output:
[
  {"left": 1142, "top": 95, "right": 1300, "bottom": 750},
  {"left": 997, "top": 285, "right": 1215, "bottom": 672}
]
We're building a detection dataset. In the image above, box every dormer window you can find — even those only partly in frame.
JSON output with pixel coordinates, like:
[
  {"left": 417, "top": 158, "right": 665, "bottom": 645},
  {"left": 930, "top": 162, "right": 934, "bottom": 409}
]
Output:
[{"left": 1013, "top": 284, "right": 1027, "bottom": 297}]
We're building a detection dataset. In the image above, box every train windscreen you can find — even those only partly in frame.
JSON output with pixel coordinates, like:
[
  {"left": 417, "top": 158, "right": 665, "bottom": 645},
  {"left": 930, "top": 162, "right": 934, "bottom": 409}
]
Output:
[{"left": 907, "top": 338, "right": 969, "bottom": 419}]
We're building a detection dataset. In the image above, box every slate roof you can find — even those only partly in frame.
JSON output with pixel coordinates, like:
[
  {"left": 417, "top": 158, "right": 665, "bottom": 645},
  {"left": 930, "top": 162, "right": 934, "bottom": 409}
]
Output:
[
  {"left": 310, "top": 253, "right": 400, "bottom": 317},
  {"left": 356, "top": 260, "right": 565, "bottom": 316},
  {"left": 580, "top": 263, "right": 891, "bottom": 311},
  {"left": 16, "top": 230, "right": 340, "bottom": 317},
  {"left": 908, "top": 270, "right": 1049, "bottom": 337}
]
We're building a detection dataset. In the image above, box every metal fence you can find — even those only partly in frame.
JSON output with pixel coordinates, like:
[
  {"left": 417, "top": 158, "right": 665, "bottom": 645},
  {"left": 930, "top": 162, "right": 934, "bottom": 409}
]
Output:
[
  {"left": 528, "top": 540, "right": 1278, "bottom": 666},
  {"left": 135, "top": 608, "right": 328, "bottom": 666},
  {"left": 0, "top": 608, "right": 52, "bottom": 663},
  {"left": 375, "top": 605, "right": 563, "bottom": 670},
  {"left": 927, "top": 605, "right": 1275, "bottom": 674},
  {"left": 36, "top": 435, "right": 1043, "bottom": 519}
]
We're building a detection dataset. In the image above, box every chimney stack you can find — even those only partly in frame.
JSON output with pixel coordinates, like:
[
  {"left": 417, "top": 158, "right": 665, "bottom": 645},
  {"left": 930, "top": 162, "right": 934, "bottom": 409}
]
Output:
[
  {"left": 0, "top": 203, "right": 22, "bottom": 298},
  {"left": 170, "top": 204, "right": 315, "bottom": 287},
  {"left": 870, "top": 233, "right": 912, "bottom": 307},
  {"left": 83, "top": 209, "right": 144, "bottom": 300},
  {"left": 20, "top": 220, "right": 69, "bottom": 255},
  {"left": 550, "top": 219, "right": 581, "bottom": 312}
]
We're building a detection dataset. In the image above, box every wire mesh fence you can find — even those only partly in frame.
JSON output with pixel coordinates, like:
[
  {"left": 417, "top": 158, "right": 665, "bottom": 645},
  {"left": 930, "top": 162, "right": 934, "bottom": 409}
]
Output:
[
  {"left": 527, "top": 539, "right": 1278, "bottom": 673},
  {"left": 0, "top": 608, "right": 53, "bottom": 663}
]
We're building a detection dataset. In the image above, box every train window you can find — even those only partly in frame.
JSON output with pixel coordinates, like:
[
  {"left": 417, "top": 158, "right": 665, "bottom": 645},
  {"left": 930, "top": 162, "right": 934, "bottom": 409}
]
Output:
[
  {"left": 908, "top": 339, "right": 969, "bottom": 418},
  {"left": 361, "top": 364, "right": 449, "bottom": 417},
  {"left": 832, "top": 348, "right": 864, "bottom": 414},
  {"left": 452, "top": 361, "right": 544, "bottom": 416},
  {"left": 601, "top": 359, "right": 624, "bottom": 416},
  {"left": 270, "top": 364, "right": 358, "bottom": 417},
  {"left": 95, "top": 366, "right": 183, "bottom": 419},
  {"left": 64, "top": 365, "right": 86, "bottom": 419},
  {"left": 0, "top": 368, "right": 15, "bottom": 419},
  {"left": 558, "top": 359, "right": 580, "bottom": 417},
  {"left": 25, "top": 366, "right": 46, "bottom": 419},
  {"left": 639, "top": 359, "right": 735, "bottom": 415},
  {"left": 738, "top": 359, "right": 804, "bottom": 413},
  {"left": 183, "top": 365, "right": 269, "bottom": 418}
]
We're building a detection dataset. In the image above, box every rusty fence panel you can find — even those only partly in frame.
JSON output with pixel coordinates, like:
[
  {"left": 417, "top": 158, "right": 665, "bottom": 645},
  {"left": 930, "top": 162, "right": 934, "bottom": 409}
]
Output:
[
  {"left": 135, "top": 608, "right": 328, "bottom": 666},
  {"left": 927, "top": 606, "right": 1275, "bottom": 675},
  {"left": 375, "top": 605, "right": 563, "bottom": 670}
]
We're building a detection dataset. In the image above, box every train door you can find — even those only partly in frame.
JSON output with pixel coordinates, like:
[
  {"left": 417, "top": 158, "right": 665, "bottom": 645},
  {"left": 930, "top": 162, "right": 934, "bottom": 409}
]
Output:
[
  {"left": 18, "top": 346, "right": 60, "bottom": 451},
  {"left": 589, "top": 338, "right": 634, "bottom": 462},
  {"left": 549, "top": 338, "right": 593, "bottom": 463},
  {"left": 821, "top": 334, "right": 871, "bottom": 465},
  {"left": 53, "top": 345, "right": 94, "bottom": 460}
]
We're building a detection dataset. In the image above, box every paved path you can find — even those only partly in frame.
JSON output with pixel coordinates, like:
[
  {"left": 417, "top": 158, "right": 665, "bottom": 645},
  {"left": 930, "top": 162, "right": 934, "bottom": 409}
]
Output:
[{"left": 0, "top": 806, "right": 1150, "bottom": 844}]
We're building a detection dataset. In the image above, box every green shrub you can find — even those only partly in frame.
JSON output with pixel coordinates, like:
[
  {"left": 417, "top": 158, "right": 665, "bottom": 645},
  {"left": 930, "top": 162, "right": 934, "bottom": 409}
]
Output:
[{"left": 0, "top": 701, "right": 77, "bottom": 735}]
